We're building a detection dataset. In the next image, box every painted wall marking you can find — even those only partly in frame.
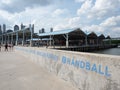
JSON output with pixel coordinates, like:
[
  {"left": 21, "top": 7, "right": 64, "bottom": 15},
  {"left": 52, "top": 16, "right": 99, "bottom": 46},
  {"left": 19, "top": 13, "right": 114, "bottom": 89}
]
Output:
[
  {"left": 16, "top": 47, "right": 111, "bottom": 77},
  {"left": 62, "top": 56, "right": 111, "bottom": 77}
]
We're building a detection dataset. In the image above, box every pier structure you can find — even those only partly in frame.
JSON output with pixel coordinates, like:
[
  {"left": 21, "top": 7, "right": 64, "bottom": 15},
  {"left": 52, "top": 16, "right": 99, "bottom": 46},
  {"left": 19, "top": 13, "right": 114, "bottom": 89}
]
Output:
[
  {"left": 37, "top": 28, "right": 110, "bottom": 47},
  {"left": 37, "top": 28, "right": 116, "bottom": 51},
  {"left": 0, "top": 24, "right": 34, "bottom": 46},
  {"left": 37, "top": 28, "right": 86, "bottom": 47},
  {"left": 0, "top": 24, "right": 116, "bottom": 50}
]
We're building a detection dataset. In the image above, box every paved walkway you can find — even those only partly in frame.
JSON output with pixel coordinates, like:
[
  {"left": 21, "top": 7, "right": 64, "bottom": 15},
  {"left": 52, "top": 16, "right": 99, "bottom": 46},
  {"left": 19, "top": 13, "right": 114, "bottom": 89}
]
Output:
[{"left": 0, "top": 48, "right": 77, "bottom": 90}]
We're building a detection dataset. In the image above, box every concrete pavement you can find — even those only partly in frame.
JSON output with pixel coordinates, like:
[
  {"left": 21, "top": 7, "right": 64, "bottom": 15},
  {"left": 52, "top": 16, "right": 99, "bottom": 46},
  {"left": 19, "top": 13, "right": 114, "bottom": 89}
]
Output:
[{"left": 0, "top": 48, "right": 77, "bottom": 90}]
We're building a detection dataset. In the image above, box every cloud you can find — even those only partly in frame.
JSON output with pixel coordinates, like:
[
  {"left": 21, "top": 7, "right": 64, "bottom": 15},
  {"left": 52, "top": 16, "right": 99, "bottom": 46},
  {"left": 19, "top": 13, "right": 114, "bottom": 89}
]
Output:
[
  {"left": 90, "top": 0, "right": 120, "bottom": 19},
  {"left": 77, "top": 0, "right": 93, "bottom": 15},
  {"left": 52, "top": 9, "right": 68, "bottom": 17},
  {"left": 69, "top": 17, "right": 81, "bottom": 25},
  {"left": 83, "top": 25, "right": 104, "bottom": 34},
  {"left": 0, "top": 16, "right": 9, "bottom": 24},
  {"left": 54, "top": 16, "right": 81, "bottom": 30},
  {"left": 1, "top": 0, "right": 12, "bottom": 4},
  {"left": 93, "top": 0, "right": 119, "bottom": 10},
  {"left": 0, "top": 10, "right": 13, "bottom": 28},
  {"left": 77, "top": 0, "right": 120, "bottom": 19},
  {"left": 0, "top": 0, "right": 54, "bottom": 13},
  {"left": 82, "top": 15, "right": 120, "bottom": 37},
  {"left": 75, "top": 0, "right": 85, "bottom": 2},
  {"left": 0, "top": 10, "right": 12, "bottom": 19},
  {"left": 100, "top": 16, "right": 120, "bottom": 37},
  {"left": 100, "top": 16, "right": 120, "bottom": 27}
]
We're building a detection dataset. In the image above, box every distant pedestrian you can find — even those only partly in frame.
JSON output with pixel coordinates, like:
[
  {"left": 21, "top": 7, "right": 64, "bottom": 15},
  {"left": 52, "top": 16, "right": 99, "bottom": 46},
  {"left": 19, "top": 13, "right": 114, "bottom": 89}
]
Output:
[
  {"left": 46, "top": 43, "right": 49, "bottom": 48},
  {"left": 0, "top": 44, "right": 1, "bottom": 51},
  {"left": 5, "top": 43, "right": 8, "bottom": 51},
  {"left": 11, "top": 43, "right": 14, "bottom": 50}
]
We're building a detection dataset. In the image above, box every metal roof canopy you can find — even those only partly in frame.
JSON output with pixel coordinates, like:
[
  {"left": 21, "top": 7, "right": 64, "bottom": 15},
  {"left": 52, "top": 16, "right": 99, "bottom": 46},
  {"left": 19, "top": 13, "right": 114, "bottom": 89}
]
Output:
[
  {"left": 87, "top": 32, "right": 98, "bottom": 39},
  {"left": 37, "top": 28, "right": 86, "bottom": 47},
  {"left": 37, "top": 28, "right": 86, "bottom": 38},
  {"left": 0, "top": 27, "right": 31, "bottom": 36}
]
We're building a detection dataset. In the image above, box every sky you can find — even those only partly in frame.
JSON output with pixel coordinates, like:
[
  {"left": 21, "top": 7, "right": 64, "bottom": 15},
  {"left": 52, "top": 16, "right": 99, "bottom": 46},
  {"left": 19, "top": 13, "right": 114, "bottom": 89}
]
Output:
[{"left": 0, "top": 0, "right": 120, "bottom": 37}]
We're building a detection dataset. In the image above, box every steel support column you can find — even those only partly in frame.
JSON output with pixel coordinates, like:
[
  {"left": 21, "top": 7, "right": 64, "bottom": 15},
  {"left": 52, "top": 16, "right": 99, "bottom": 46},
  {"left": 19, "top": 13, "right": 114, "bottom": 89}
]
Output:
[
  {"left": 22, "top": 30, "right": 25, "bottom": 46},
  {"left": 2, "top": 35, "right": 3, "bottom": 45},
  {"left": 30, "top": 24, "right": 33, "bottom": 47},
  {"left": 85, "top": 35, "right": 88, "bottom": 46},
  {"left": 66, "top": 34, "right": 69, "bottom": 47},
  {"left": 16, "top": 32, "right": 18, "bottom": 45},
  {"left": 11, "top": 34, "right": 13, "bottom": 44}
]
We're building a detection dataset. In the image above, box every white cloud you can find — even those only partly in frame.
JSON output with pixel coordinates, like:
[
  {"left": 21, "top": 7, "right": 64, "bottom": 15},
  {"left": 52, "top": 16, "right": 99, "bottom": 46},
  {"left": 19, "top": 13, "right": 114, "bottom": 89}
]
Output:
[
  {"left": 0, "top": 10, "right": 12, "bottom": 19},
  {"left": 0, "top": 0, "right": 54, "bottom": 13},
  {"left": 82, "top": 15, "right": 120, "bottom": 37},
  {"left": 54, "top": 23, "right": 69, "bottom": 30},
  {"left": 54, "top": 17, "right": 81, "bottom": 30},
  {"left": 69, "top": 17, "right": 81, "bottom": 25},
  {"left": 90, "top": 0, "right": 120, "bottom": 19},
  {"left": 100, "top": 16, "right": 120, "bottom": 37},
  {"left": 77, "top": 0, "right": 93, "bottom": 15},
  {"left": 77, "top": 0, "right": 120, "bottom": 19},
  {"left": 0, "top": 10, "right": 13, "bottom": 29},
  {"left": 52, "top": 9, "right": 68, "bottom": 17},
  {"left": 1, "top": 0, "right": 12, "bottom": 4},
  {"left": 100, "top": 16, "right": 120, "bottom": 27},
  {"left": 110, "top": 27, "right": 120, "bottom": 37},
  {"left": 93, "top": 0, "right": 119, "bottom": 10},
  {"left": 83, "top": 25, "right": 104, "bottom": 34},
  {"left": 75, "top": 0, "right": 85, "bottom": 3}
]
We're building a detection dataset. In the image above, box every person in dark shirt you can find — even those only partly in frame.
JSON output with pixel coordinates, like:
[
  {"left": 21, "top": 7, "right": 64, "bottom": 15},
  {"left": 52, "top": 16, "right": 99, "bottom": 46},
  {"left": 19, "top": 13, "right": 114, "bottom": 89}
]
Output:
[
  {"left": 5, "top": 43, "right": 8, "bottom": 51},
  {"left": 0, "top": 44, "right": 1, "bottom": 51}
]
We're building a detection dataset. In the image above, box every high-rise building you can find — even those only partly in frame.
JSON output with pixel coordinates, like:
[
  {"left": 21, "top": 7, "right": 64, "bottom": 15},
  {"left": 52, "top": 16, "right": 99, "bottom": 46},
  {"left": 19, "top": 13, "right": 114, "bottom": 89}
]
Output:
[
  {"left": 14, "top": 25, "right": 19, "bottom": 31},
  {"left": 50, "top": 28, "right": 53, "bottom": 32},
  {"left": 32, "top": 24, "right": 34, "bottom": 33},
  {"left": 3, "top": 24, "right": 6, "bottom": 33},
  {"left": 0, "top": 25, "right": 2, "bottom": 35},
  {"left": 41, "top": 28, "right": 45, "bottom": 33},
  {"left": 39, "top": 28, "right": 45, "bottom": 33},
  {"left": 21, "top": 23, "right": 25, "bottom": 30}
]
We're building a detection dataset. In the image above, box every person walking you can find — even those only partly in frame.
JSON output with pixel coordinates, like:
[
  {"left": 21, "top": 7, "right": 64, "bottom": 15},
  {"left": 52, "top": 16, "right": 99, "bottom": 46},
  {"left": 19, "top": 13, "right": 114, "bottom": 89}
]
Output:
[
  {"left": 5, "top": 43, "right": 8, "bottom": 51},
  {"left": 0, "top": 44, "right": 1, "bottom": 51}
]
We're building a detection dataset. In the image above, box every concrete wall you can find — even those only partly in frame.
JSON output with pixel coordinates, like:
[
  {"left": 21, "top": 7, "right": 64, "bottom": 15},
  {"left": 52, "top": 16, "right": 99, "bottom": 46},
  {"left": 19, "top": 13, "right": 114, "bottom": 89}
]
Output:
[{"left": 15, "top": 47, "right": 120, "bottom": 90}]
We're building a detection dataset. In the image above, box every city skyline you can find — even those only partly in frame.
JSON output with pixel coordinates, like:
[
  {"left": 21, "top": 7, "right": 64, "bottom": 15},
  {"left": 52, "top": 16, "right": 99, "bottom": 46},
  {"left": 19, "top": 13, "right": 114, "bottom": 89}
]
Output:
[{"left": 0, "top": 0, "right": 120, "bottom": 37}]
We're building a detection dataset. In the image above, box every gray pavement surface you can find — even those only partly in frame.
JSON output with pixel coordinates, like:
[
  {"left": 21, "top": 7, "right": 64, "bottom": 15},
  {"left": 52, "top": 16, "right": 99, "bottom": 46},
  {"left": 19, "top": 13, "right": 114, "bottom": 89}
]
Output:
[{"left": 0, "top": 48, "right": 77, "bottom": 90}]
